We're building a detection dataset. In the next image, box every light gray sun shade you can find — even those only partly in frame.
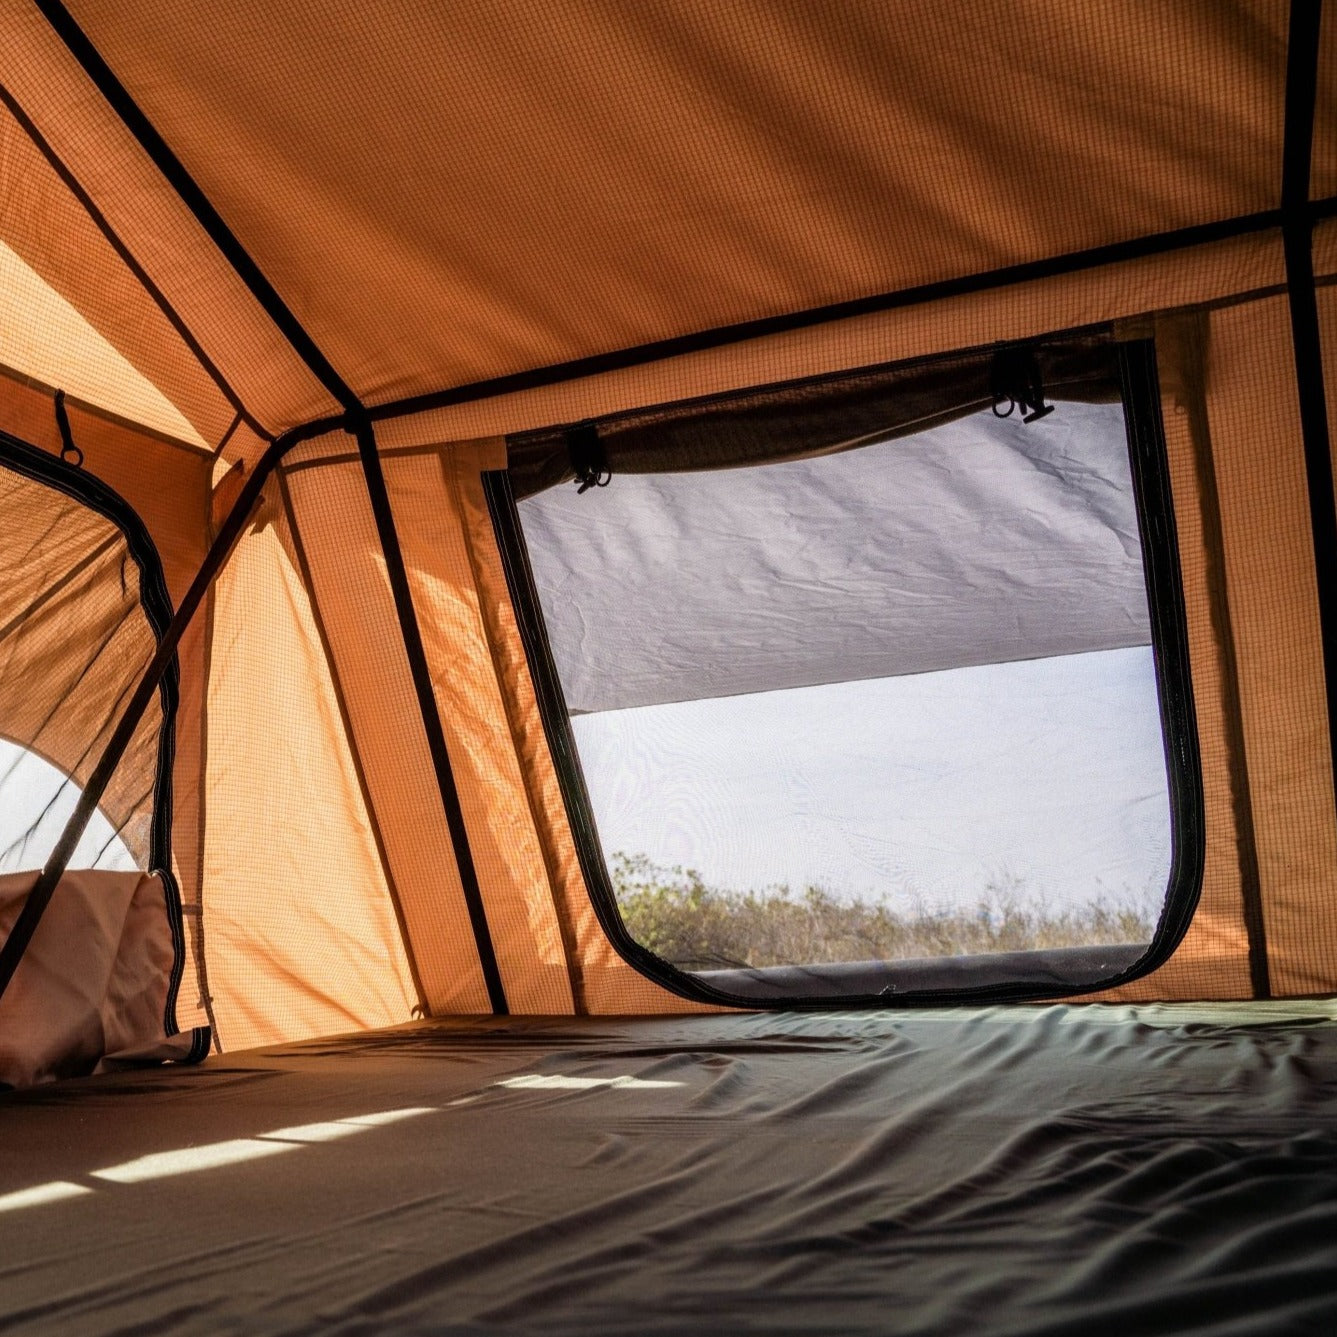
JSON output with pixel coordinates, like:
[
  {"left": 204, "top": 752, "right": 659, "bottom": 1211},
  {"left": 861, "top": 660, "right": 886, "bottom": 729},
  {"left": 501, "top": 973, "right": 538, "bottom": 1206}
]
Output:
[{"left": 518, "top": 401, "right": 1148, "bottom": 715}]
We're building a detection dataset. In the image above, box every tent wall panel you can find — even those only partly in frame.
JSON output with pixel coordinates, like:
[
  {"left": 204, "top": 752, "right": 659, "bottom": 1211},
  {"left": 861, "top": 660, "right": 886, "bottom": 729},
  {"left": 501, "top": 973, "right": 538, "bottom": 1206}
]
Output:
[
  {"left": 1313, "top": 0, "right": 1337, "bottom": 201},
  {"left": 375, "top": 234, "right": 1292, "bottom": 454},
  {"left": 1322, "top": 282, "right": 1337, "bottom": 566},
  {"left": 201, "top": 492, "right": 417, "bottom": 1049},
  {"left": 212, "top": 420, "right": 269, "bottom": 477},
  {"left": 0, "top": 95, "right": 233, "bottom": 446},
  {"left": 0, "top": 5, "right": 335, "bottom": 436},
  {"left": 1202, "top": 295, "right": 1337, "bottom": 995},
  {"left": 281, "top": 456, "right": 493, "bottom": 1017},
  {"left": 0, "top": 205, "right": 209, "bottom": 453},
  {"left": 0, "top": 376, "right": 212, "bottom": 966},
  {"left": 54, "top": 2, "right": 1289, "bottom": 408},
  {"left": 470, "top": 315, "right": 1279, "bottom": 1009},
  {"left": 454, "top": 446, "right": 721, "bottom": 1015},
  {"left": 382, "top": 442, "right": 575, "bottom": 1014},
  {"left": 0, "top": 445, "right": 163, "bottom": 865},
  {"left": 1098, "top": 317, "right": 1256, "bottom": 1001},
  {"left": 172, "top": 590, "right": 210, "bottom": 1033},
  {"left": 453, "top": 302, "right": 1331, "bottom": 1007},
  {"left": 1311, "top": 216, "right": 1337, "bottom": 297}
]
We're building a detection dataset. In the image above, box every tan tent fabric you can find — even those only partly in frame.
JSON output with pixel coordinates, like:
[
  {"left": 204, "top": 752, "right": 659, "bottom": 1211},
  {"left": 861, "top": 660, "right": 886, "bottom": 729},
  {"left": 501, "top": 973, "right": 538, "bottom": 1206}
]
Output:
[
  {"left": 375, "top": 233, "right": 1294, "bottom": 453},
  {"left": 0, "top": 0, "right": 1336, "bottom": 1063},
  {"left": 0, "top": 5, "right": 336, "bottom": 434},
  {"left": 1314, "top": 3, "right": 1337, "bottom": 200},
  {"left": 1204, "top": 297, "right": 1337, "bottom": 994},
  {"left": 1098, "top": 316, "right": 1255, "bottom": 1002},
  {"left": 50, "top": 2, "right": 1295, "bottom": 406},
  {"left": 276, "top": 431, "right": 722, "bottom": 1014},
  {"left": 201, "top": 491, "right": 418, "bottom": 1049},
  {"left": 280, "top": 454, "right": 493, "bottom": 1017},
  {"left": 0, "top": 99, "right": 230, "bottom": 446},
  {"left": 383, "top": 443, "right": 575, "bottom": 1014},
  {"left": 0, "top": 238, "right": 205, "bottom": 448}
]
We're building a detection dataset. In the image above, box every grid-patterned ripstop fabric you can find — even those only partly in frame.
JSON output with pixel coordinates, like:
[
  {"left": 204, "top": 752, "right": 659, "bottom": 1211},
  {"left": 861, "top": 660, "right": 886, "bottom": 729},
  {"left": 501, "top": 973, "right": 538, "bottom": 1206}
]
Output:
[
  {"left": 0, "top": 101, "right": 224, "bottom": 447},
  {"left": 53, "top": 1, "right": 1295, "bottom": 407},
  {"left": 281, "top": 451, "right": 493, "bottom": 1017},
  {"left": 0, "top": 4, "right": 336, "bottom": 436},
  {"left": 375, "top": 233, "right": 1293, "bottom": 453},
  {"left": 1111, "top": 299, "right": 1337, "bottom": 999},
  {"left": 1099, "top": 317, "right": 1254, "bottom": 1003},
  {"left": 1313, "top": 2, "right": 1337, "bottom": 202},
  {"left": 1213, "top": 296, "right": 1337, "bottom": 996},
  {"left": 201, "top": 489, "right": 418, "bottom": 1050},
  {"left": 383, "top": 444, "right": 575, "bottom": 1015},
  {"left": 0, "top": 453, "right": 163, "bottom": 869}
]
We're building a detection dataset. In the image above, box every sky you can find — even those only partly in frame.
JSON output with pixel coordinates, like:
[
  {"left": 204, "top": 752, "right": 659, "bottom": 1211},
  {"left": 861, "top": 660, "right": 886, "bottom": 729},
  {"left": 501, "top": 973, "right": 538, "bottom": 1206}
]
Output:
[
  {"left": 571, "top": 644, "right": 1172, "bottom": 915},
  {"left": 0, "top": 740, "right": 133, "bottom": 874}
]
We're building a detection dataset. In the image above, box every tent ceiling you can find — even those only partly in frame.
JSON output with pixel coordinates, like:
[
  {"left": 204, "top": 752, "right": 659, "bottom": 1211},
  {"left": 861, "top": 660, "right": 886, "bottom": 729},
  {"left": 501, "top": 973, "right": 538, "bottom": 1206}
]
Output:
[
  {"left": 27, "top": 2, "right": 1303, "bottom": 419},
  {"left": 0, "top": 96, "right": 229, "bottom": 447},
  {"left": 0, "top": 239, "right": 206, "bottom": 446}
]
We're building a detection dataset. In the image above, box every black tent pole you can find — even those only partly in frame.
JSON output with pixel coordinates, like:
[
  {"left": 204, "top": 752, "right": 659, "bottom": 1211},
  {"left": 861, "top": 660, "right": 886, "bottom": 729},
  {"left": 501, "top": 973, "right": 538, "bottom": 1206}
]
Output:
[
  {"left": 351, "top": 418, "right": 509, "bottom": 1014},
  {"left": 0, "top": 432, "right": 292, "bottom": 1004},
  {"left": 1281, "top": 1, "right": 1337, "bottom": 827}
]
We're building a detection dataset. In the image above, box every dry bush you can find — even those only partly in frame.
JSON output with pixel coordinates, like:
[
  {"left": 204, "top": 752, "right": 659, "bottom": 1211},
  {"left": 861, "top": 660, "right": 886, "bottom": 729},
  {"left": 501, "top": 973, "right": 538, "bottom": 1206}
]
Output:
[{"left": 611, "top": 852, "right": 1157, "bottom": 970}]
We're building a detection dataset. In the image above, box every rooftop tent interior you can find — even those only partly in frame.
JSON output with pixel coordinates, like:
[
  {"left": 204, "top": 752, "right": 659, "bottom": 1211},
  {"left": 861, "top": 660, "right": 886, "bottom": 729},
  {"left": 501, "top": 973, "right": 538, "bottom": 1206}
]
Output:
[{"left": 2, "top": 1, "right": 1337, "bottom": 1333}]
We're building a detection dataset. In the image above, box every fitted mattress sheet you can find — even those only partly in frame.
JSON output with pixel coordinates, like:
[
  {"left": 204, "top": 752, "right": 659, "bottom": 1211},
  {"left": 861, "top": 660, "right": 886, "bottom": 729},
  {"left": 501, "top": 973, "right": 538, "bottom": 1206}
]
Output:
[{"left": 1, "top": 1003, "right": 1336, "bottom": 1335}]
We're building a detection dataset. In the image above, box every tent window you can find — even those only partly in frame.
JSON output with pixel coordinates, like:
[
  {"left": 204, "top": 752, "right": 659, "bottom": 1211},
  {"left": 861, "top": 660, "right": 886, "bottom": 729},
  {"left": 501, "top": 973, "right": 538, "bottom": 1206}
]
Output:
[
  {"left": 0, "top": 744, "right": 136, "bottom": 873},
  {"left": 0, "top": 428, "right": 176, "bottom": 877},
  {"left": 491, "top": 335, "right": 1201, "bottom": 1004}
]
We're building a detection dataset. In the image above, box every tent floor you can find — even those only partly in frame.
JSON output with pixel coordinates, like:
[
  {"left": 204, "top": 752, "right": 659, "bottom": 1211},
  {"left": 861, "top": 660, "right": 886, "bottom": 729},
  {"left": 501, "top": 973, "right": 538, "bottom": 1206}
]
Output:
[{"left": 2, "top": 1004, "right": 1336, "bottom": 1335}]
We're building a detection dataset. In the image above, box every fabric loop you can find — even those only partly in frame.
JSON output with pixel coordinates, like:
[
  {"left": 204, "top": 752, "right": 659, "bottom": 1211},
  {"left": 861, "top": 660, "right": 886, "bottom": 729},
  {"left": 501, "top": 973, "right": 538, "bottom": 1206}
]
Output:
[{"left": 53, "top": 390, "right": 85, "bottom": 468}]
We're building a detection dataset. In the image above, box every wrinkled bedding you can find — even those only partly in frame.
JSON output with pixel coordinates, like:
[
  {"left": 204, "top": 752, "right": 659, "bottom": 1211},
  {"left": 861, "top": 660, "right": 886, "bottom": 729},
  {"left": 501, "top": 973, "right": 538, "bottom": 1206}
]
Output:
[{"left": 1, "top": 1004, "right": 1335, "bottom": 1335}]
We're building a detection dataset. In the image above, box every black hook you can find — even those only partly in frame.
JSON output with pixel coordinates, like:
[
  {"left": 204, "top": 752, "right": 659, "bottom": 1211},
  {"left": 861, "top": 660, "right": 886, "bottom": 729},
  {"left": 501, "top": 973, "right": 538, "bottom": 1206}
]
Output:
[
  {"left": 567, "top": 422, "right": 611, "bottom": 494},
  {"left": 989, "top": 346, "right": 1054, "bottom": 424},
  {"left": 54, "top": 390, "right": 84, "bottom": 467}
]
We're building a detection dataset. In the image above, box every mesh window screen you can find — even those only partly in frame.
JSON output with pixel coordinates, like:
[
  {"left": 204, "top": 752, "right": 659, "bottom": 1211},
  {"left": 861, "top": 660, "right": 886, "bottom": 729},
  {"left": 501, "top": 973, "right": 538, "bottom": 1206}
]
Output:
[
  {"left": 498, "top": 337, "right": 1201, "bottom": 1003},
  {"left": 0, "top": 429, "right": 173, "bottom": 876}
]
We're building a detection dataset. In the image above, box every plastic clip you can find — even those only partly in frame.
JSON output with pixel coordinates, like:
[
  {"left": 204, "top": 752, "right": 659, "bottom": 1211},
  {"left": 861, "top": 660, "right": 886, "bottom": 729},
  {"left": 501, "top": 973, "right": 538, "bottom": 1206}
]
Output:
[
  {"left": 567, "top": 422, "right": 611, "bottom": 494},
  {"left": 989, "top": 347, "right": 1055, "bottom": 424}
]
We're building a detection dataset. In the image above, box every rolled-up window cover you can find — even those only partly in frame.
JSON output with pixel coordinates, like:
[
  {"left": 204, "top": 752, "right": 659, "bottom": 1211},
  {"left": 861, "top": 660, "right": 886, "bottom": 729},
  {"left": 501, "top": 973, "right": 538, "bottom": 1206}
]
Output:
[
  {"left": 507, "top": 336, "right": 1120, "bottom": 498},
  {"left": 509, "top": 335, "right": 1147, "bottom": 715}
]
